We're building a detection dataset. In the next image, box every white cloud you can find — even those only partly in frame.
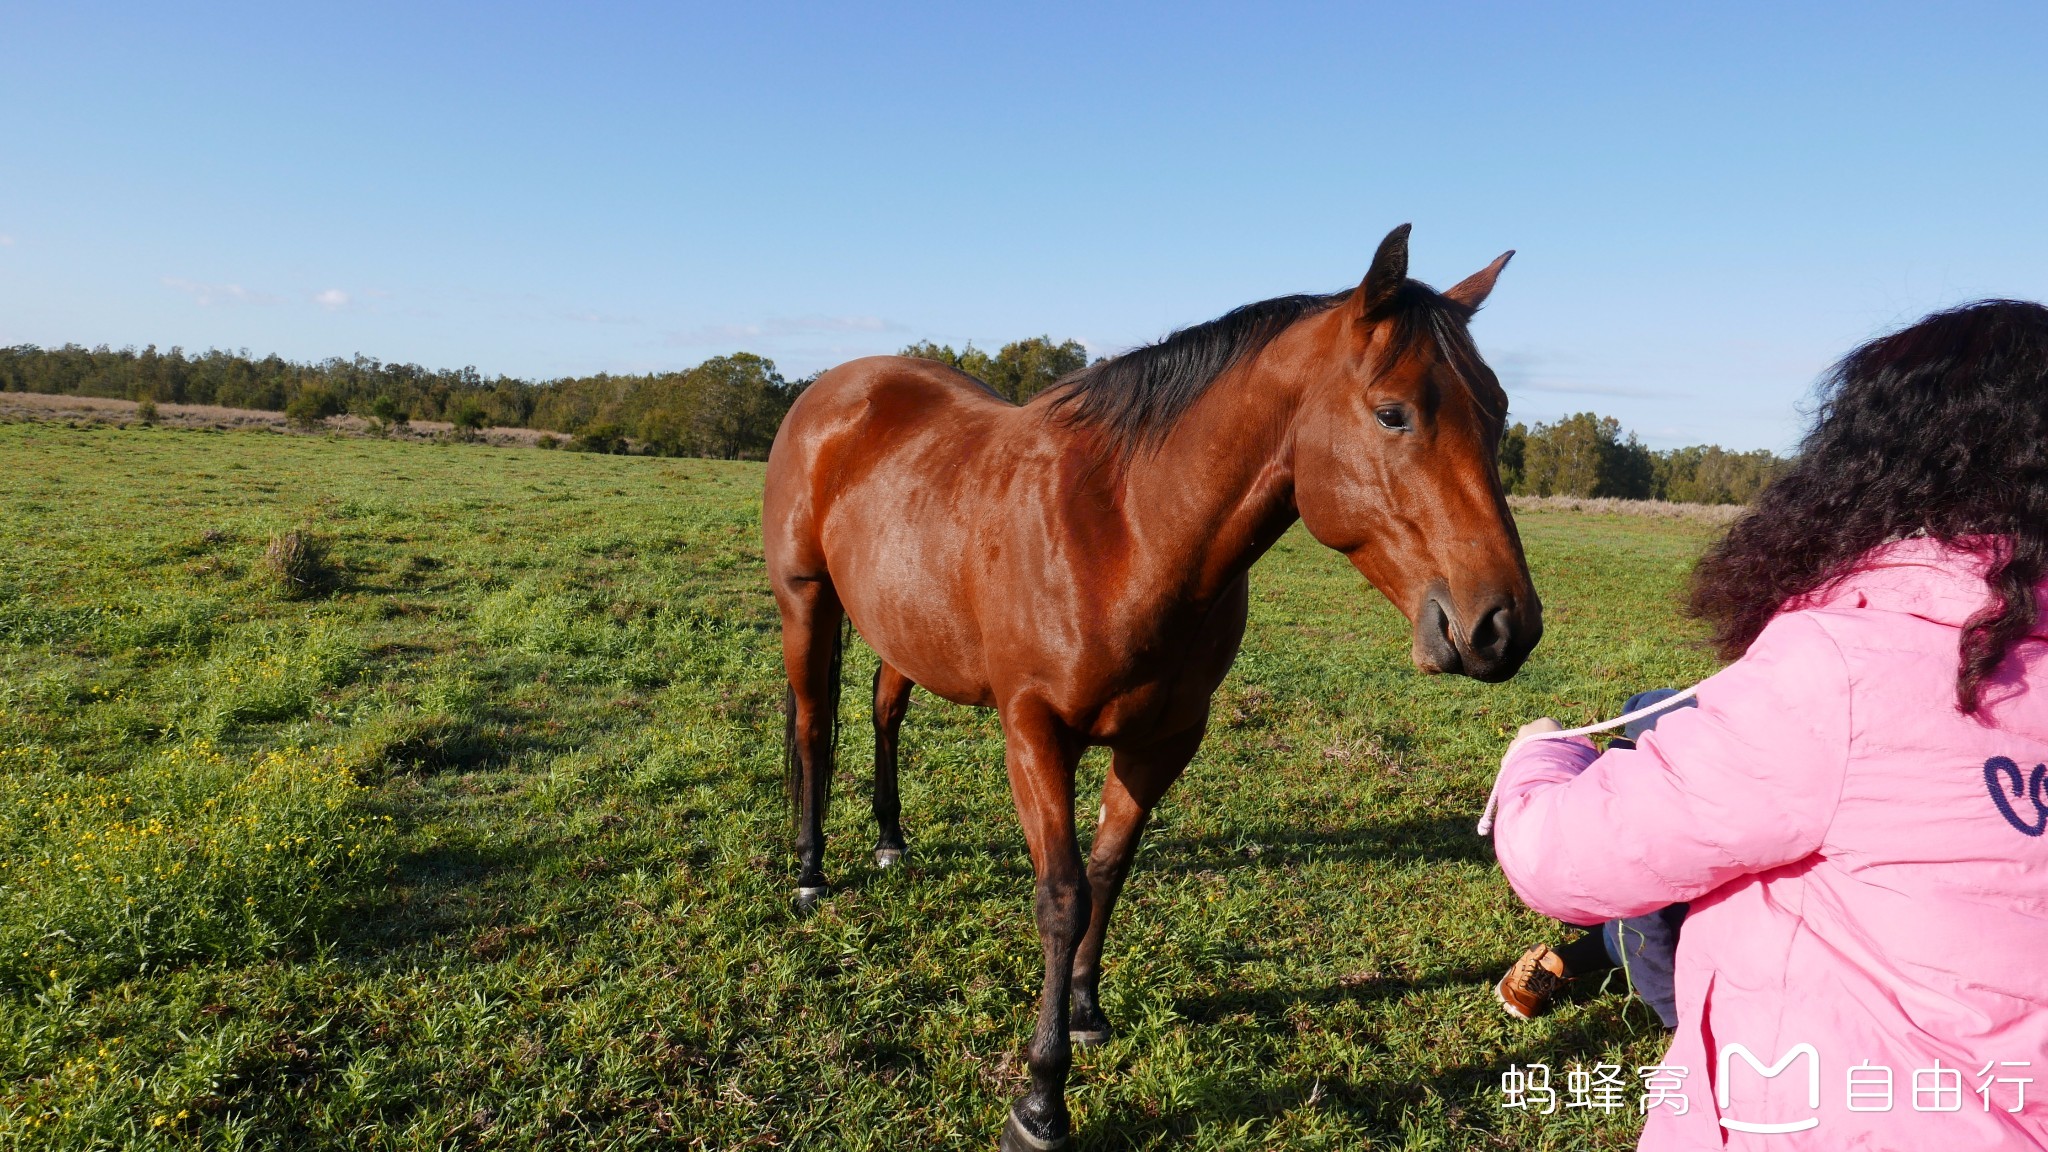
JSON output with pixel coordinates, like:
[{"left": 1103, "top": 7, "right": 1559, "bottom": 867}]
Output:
[
  {"left": 161, "top": 276, "right": 280, "bottom": 306},
  {"left": 1490, "top": 347, "right": 1678, "bottom": 400},
  {"left": 313, "top": 288, "right": 350, "bottom": 310}
]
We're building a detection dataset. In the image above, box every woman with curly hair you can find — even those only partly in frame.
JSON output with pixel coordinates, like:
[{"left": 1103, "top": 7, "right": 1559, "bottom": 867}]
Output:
[{"left": 1488, "top": 300, "right": 2048, "bottom": 1149}]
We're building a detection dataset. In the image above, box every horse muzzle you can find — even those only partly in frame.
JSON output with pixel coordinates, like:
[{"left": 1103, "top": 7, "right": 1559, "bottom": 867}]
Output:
[{"left": 1410, "top": 583, "right": 1541, "bottom": 683}]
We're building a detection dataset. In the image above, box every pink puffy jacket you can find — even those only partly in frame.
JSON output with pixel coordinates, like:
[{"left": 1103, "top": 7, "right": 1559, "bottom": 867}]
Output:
[{"left": 1493, "top": 539, "right": 2048, "bottom": 1150}]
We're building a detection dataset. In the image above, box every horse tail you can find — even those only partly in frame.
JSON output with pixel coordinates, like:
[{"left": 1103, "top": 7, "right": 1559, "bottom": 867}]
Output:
[{"left": 785, "top": 615, "right": 851, "bottom": 831}]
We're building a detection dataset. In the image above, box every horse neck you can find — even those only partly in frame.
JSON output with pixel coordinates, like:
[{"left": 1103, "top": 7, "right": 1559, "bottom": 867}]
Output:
[{"left": 1113, "top": 325, "right": 1322, "bottom": 604}]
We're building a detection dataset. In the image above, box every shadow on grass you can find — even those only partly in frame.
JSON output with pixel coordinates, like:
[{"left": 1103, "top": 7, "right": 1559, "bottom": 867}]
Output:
[
  {"left": 1135, "top": 812, "right": 1494, "bottom": 871},
  {"left": 330, "top": 816, "right": 656, "bottom": 966},
  {"left": 330, "top": 755, "right": 600, "bottom": 959},
  {"left": 786, "top": 809, "right": 1495, "bottom": 914},
  {"left": 1075, "top": 1009, "right": 1645, "bottom": 1149},
  {"left": 375, "top": 709, "right": 542, "bottom": 776},
  {"left": 1172, "top": 961, "right": 1507, "bottom": 1026}
]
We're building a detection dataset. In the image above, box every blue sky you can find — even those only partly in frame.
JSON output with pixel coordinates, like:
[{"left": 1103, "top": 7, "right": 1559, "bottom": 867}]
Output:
[{"left": 3, "top": 2, "right": 2044, "bottom": 450}]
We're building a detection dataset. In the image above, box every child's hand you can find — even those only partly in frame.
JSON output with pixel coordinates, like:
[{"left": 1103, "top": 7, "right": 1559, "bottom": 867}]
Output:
[{"left": 1514, "top": 717, "right": 1563, "bottom": 744}]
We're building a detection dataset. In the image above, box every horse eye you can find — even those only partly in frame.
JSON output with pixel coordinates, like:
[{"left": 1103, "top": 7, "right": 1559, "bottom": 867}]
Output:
[{"left": 1374, "top": 406, "right": 1411, "bottom": 432}]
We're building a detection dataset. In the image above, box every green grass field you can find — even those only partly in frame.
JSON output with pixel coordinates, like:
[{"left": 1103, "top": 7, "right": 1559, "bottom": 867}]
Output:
[{"left": 0, "top": 422, "right": 1727, "bottom": 1150}]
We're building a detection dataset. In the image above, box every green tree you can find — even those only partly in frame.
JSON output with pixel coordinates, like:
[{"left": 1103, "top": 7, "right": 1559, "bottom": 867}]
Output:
[
  {"left": 901, "top": 340, "right": 995, "bottom": 385},
  {"left": 686, "top": 353, "right": 786, "bottom": 459},
  {"left": 901, "top": 336, "right": 1088, "bottom": 403},
  {"left": 1520, "top": 412, "right": 1654, "bottom": 498},
  {"left": 983, "top": 337, "right": 1089, "bottom": 403},
  {"left": 1498, "top": 422, "right": 1528, "bottom": 493}
]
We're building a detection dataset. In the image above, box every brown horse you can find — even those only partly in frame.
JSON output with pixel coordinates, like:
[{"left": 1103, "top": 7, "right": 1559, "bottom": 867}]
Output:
[{"left": 762, "top": 225, "right": 1540, "bottom": 1149}]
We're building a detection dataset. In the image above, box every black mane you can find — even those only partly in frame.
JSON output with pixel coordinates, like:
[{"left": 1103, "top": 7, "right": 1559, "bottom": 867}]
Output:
[{"left": 1044, "top": 283, "right": 1495, "bottom": 456}]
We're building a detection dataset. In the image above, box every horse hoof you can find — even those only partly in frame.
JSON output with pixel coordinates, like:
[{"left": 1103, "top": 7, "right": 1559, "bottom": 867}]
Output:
[
  {"left": 794, "top": 886, "right": 829, "bottom": 916},
  {"left": 874, "top": 847, "right": 904, "bottom": 869},
  {"left": 999, "top": 1105, "right": 1067, "bottom": 1151},
  {"left": 1068, "top": 1002, "right": 1112, "bottom": 1048}
]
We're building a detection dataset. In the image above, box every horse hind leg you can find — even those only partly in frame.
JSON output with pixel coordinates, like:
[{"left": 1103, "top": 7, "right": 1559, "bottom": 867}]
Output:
[
  {"left": 779, "top": 583, "right": 847, "bottom": 916},
  {"left": 871, "top": 661, "right": 914, "bottom": 868}
]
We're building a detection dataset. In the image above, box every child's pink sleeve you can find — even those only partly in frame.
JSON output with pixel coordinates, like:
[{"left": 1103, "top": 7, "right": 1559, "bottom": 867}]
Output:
[{"left": 1489, "top": 612, "right": 1852, "bottom": 924}]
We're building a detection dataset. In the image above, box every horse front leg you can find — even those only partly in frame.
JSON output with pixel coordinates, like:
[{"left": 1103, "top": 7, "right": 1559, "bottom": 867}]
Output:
[
  {"left": 998, "top": 702, "right": 1087, "bottom": 1152},
  {"left": 1068, "top": 722, "right": 1204, "bottom": 1047}
]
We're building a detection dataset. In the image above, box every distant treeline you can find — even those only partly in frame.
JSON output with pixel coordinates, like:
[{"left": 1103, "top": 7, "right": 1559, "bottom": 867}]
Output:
[
  {"left": 1499, "top": 413, "right": 1786, "bottom": 505},
  {"left": 0, "top": 343, "right": 1785, "bottom": 499},
  {"left": 0, "top": 343, "right": 804, "bottom": 458},
  {"left": 0, "top": 338, "right": 1085, "bottom": 459}
]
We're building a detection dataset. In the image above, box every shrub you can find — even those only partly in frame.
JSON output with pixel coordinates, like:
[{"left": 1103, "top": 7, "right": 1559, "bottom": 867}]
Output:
[
  {"left": 449, "top": 401, "right": 489, "bottom": 432},
  {"left": 369, "top": 393, "right": 409, "bottom": 426},
  {"left": 134, "top": 397, "right": 159, "bottom": 426},
  {"left": 569, "top": 422, "right": 629, "bottom": 454},
  {"left": 0, "top": 742, "right": 393, "bottom": 988},
  {"left": 263, "top": 530, "right": 334, "bottom": 599},
  {"left": 536, "top": 434, "right": 563, "bottom": 450},
  {"left": 283, "top": 386, "right": 344, "bottom": 430}
]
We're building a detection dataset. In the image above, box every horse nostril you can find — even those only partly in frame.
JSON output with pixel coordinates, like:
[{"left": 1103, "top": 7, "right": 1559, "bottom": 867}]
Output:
[
  {"left": 1432, "top": 595, "right": 1458, "bottom": 647},
  {"left": 1469, "top": 604, "right": 1514, "bottom": 660},
  {"left": 1412, "top": 592, "right": 1463, "bottom": 675}
]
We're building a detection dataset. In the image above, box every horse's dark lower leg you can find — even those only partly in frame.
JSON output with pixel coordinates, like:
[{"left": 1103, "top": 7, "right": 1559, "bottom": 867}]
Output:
[
  {"left": 779, "top": 583, "right": 844, "bottom": 914},
  {"left": 1008, "top": 863, "right": 1087, "bottom": 1151},
  {"left": 871, "top": 662, "right": 913, "bottom": 867},
  {"left": 999, "top": 705, "right": 1087, "bottom": 1151},
  {"left": 1070, "top": 726, "right": 1202, "bottom": 1046}
]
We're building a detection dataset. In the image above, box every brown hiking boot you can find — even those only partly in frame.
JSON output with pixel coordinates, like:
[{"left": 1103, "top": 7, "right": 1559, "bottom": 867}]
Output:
[{"left": 1496, "top": 944, "right": 1571, "bottom": 1020}]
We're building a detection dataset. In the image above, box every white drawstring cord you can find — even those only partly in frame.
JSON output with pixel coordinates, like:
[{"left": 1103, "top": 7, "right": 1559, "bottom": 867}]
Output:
[{"left": 1475, "top": 684, "right": 1701, "bottom": 836}]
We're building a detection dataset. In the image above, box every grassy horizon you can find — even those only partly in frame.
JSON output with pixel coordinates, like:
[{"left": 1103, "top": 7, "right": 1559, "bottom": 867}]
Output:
[{"left": 0, "top": 422, "right": 1724, "bottom": 1149}]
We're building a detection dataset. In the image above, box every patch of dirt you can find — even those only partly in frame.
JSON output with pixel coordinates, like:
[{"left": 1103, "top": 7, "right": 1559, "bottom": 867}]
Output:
[
  {"left": 0, "top": 390, "right": 559, "bottom": 448},
  {"left": 1508, "top": 493, "right": 1746, "bottom": 523}
]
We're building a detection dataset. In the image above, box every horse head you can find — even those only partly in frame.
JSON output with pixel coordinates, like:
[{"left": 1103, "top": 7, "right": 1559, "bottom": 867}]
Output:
[{"left": 1293, "top": 224, "right": 1542, "bottom": 682}]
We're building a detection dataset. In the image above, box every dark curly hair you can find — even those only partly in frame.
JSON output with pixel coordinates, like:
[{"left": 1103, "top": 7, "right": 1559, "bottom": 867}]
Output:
[{"left": 1690, "top": 299, "right": 2048, "bottom": 713}]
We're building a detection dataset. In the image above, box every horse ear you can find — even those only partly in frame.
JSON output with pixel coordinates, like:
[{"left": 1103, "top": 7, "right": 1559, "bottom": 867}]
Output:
[
  {"left": 1358, "top": 223, "right": 1412, "bottom": 316},
  {"left": 1444, "top": 250, "right": 1515, "bottom": 311}
]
